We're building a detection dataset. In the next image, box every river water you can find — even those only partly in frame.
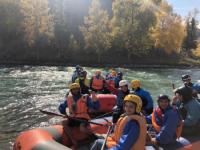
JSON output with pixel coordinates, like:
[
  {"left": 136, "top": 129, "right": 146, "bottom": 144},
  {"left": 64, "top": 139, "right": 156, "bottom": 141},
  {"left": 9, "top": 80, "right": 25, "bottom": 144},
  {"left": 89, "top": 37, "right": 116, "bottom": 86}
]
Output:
[{"left": 0, "top": 66, "right": 200, "bottom": 149}]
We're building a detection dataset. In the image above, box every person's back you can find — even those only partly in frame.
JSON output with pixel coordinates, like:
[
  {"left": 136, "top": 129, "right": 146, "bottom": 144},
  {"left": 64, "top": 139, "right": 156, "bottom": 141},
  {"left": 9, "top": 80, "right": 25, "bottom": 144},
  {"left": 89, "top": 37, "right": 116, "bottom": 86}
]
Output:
[
  {"left": 183, "top": 98, "right": 200, "bottom": 126},
  {"left": 131, "top": 79, "right": 154, "bottom": 115},
  {"left": 174, "top": 86, "right": 200, "bottom": 136}
]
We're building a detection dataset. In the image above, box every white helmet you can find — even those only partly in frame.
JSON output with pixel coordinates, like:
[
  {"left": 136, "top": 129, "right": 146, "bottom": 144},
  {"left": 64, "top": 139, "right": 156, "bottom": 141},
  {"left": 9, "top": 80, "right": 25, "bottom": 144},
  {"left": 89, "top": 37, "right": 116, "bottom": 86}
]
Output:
[{"left": 119, "top": 80, "right": 129, "bottom": 87}]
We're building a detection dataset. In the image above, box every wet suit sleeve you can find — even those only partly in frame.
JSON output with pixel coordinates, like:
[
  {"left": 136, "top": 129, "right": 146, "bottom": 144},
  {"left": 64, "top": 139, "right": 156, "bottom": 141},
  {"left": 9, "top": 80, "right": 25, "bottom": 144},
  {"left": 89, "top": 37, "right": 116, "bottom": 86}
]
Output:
[
  {"left": 58, "top": 100, "right": 68, "bottom": 114},
  {"left": 86, "top": 96, "right": 100, "bottom": 110},
  {"left": 156, "top": 110, "right": 179, "bottom": 144},
  {"left": 144, "top": 91, "right": 154, "bottom": 109},
  {"left": 110, "top": 120, "right": 139, "bottom": 150},
  {"left": 116, "top": 90, "right": 123, "bottom": 109}
]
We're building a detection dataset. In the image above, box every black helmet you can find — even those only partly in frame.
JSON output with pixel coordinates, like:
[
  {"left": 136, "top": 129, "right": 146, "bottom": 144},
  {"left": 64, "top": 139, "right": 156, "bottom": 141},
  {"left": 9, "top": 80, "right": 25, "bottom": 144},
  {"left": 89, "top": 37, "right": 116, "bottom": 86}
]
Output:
[
  {"left": 181, "top": 74, "right": 191, "bottom": 81},
  {"left": 79, "top": 70, "right": 87, "bottom": 77},
  {"left": 75, "top": 65, "right": 80, "bottom": 69},
  {"left": 157, "top": 94, "right": 170, "bottom": 102},
  {"left": 117, "top": 72, "right": 123, "bottom": 76}
]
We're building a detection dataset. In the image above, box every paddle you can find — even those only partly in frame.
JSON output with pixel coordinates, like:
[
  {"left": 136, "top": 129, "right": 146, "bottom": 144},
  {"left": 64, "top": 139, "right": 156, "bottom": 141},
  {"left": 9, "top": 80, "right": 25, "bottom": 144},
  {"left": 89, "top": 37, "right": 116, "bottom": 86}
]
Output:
[
  {"left": 172, "top": 83, "right": 175, "bottom": 90},
  {"left": 100, "top": 124, "right": 113, "bottom": 150},
  {"left": 92, "top": 111, "right": 113, "bottom": 120},
  {"left": 39, "top": 109, "right": 110, "bottom": 127}
]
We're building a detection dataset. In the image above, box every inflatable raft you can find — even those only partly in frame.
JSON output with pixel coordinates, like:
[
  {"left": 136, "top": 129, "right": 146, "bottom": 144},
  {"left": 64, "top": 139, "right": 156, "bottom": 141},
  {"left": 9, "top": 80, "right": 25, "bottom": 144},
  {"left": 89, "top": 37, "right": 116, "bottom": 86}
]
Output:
[
  {"left": 13, "top": 115, "right": 200, "bottom": 150},
  {"left": 13, "top": 117, "right": 110, "bottom": 150},
  {"left": 96, "top": 94, "right": 116, "bottom": 113}
]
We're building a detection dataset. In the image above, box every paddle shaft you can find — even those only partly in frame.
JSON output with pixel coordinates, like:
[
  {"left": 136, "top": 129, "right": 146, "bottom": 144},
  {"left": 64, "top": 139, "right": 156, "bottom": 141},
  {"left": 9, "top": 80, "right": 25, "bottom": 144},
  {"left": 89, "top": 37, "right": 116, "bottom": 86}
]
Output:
[
  {"left": 39, "top": 109, "right": 109, "bottom": 127},
  {"left": 101, "top": 125, "right": 112, "bottom": 150}
]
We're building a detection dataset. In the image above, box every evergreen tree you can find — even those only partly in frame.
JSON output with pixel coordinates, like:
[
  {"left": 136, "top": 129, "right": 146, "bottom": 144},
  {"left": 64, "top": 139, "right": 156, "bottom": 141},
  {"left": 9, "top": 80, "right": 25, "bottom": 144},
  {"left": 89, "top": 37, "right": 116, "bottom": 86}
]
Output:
[{"left": 182, "top": 17, "right": 197, "bottom": 52}]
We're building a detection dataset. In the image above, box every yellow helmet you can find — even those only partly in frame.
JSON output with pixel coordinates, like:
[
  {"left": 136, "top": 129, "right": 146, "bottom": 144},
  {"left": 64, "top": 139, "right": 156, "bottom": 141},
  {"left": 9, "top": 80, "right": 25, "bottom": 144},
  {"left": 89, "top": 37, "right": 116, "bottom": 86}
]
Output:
[
  {"left": 111, "top": 70, "right": 117, "bottom": 76},
  {"left": 69, "top": 83, "right": 80, "bottom": 90},
  {"left": 124, "top": 94, "right": 142, "bottom": 113},
  {"left": 131, "top": 80, "right": 141, "bottom": 89}
]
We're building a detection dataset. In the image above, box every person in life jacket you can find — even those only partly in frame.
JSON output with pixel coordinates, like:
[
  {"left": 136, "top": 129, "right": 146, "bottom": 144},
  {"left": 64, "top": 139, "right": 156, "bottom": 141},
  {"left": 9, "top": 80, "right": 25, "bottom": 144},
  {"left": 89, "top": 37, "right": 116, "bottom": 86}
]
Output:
[
  {"left": 90, "top": 70, "right": 105, "bottom": 93},
  {"left": 174, "top": 86, "right": 200, "bottom": 136},
  {"left": 149, "top": 94, "right": 182, "bottom": 146},
  {"left": 104, "top": 70, "right": 118, "bottom": 94},
  {"left": 75, "top": 70, "right": 90, "bottom": 94},
  {"left": 90, "top": 94, "right": 147, "bottom": 150},
  {"left": 59, "top": 83, "right": 100, "bottom": 149},
  {"left": 59, "top": 83, "right": 100, "bottom": 116},
  {"left": 71, "top": 65, "right": 83, "bottom": 83},
  {"left": 131, "top": 79, "right": 154, "bottom": 115}
]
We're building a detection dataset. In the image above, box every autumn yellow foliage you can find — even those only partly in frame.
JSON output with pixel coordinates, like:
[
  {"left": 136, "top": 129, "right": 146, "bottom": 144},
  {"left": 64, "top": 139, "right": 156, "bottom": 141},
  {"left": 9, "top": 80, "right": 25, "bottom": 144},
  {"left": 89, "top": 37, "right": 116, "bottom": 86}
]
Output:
[
  {"left": 150, "top": 1, "right": 186, "bottom": 54},
  {"left": 20, "top": 0, "right": 54, "bottom": 45},
  {"left": 193, "top": 42, "right": 200, "bottom": 57}
]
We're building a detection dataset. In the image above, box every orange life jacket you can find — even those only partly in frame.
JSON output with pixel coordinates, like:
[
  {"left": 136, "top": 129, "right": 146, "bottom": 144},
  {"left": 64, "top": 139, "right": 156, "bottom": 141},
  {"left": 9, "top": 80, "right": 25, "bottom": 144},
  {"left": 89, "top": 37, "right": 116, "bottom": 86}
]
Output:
[
  {"left": 91, "top": 76, "right": 104, "bottom": 90},
  {"left": 106, "top": 115, "right": 147, "bottom": 150},
  {"left": 67, "top": 94, "right": 90, "bottom": 120},
  {"left": 152, "top": 108, "right": 183, "bottom": 138}
]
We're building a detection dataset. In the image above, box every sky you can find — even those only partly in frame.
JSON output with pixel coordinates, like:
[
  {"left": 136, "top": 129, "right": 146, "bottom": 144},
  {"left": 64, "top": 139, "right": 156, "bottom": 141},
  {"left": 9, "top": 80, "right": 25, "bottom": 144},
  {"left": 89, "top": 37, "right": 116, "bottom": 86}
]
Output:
[{"left": 167, "top": 0, "right": 200, "bottom": 21}]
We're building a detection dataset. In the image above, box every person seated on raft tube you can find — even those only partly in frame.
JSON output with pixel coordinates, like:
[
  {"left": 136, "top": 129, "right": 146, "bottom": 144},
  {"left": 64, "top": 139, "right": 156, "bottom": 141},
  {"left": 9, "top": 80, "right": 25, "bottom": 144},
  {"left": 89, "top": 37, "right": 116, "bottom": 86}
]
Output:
[
  {"left": 181, "top": 74, "right": 200, "bottom": 98},
  {"left": 60, "top": 83, "right": 100, "bottom": 148},
  {"left": 90, "top": 94, "right": 147, "bottom": 150},
  {"left": 173, "top": 86, "right": 200, "bottom": 136},
  {"left": 90, "top": 70, "right": 106, "bottom": 93},
  {"left": 113, "top": 80, "right": 130, "bottom": 117},
  {"left": 147, "top": 94, "right": 183, "bottom": 146},
  {"left": 131, "top": 79, "right": 154, "bottom": 115},
  {"left": 104, "top": 70, "right": 118, "bottom": 94},
  {"left": 58, "top": 83, "right": 100, "bottom": 115},
  {"left": 75, "top": 70, "right": 90, "bottom": 94}
]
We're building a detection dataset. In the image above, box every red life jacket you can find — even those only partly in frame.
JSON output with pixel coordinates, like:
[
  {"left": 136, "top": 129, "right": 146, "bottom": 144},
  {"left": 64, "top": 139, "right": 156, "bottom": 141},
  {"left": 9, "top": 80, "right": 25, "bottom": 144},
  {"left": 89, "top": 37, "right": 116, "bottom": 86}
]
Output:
[{"left": 91, "top": 76, "right": 104, "bottom": 90}]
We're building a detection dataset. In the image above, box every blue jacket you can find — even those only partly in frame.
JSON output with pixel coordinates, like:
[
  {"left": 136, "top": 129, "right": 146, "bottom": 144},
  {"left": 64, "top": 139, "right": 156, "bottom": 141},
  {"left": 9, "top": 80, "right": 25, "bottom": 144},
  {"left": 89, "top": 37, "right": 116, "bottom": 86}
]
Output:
[
  {"left": 193, "top": 82, "right": 200, "bottom": 93},
  {"left": 133, "top": 88, "right": 154, "bottom": 110},
  {"left": 110, "top": 120, "right": 139, "bottom": 150},
  {"left": 58, "top": 94, "right": 100, "bottom": 114},
  {"left": 154, "top": 106, "right": 180, "bottom": 145},
  {"left": 183, "top": 99, "right": 200, "bottom": 126},
  {"left": 116, "top": 89, "right": 129, "bottom": 110},
  {"left": 114, "top": 77, "right": 122, "bottom": 88}
]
